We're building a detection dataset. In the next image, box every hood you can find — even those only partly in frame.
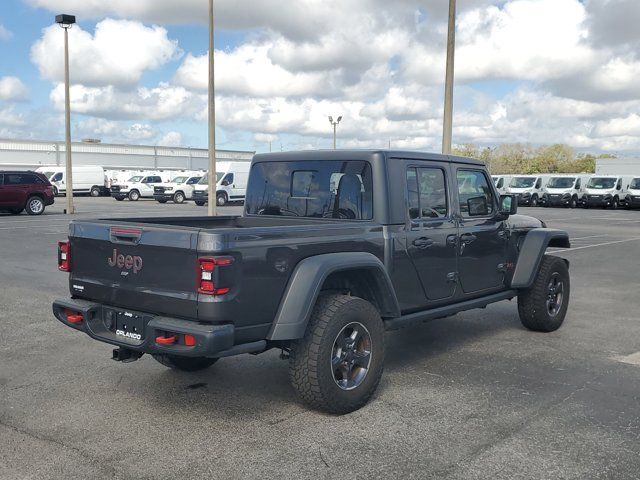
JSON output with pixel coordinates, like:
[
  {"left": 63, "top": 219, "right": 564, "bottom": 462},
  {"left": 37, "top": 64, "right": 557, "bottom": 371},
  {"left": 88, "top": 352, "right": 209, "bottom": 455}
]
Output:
[
  {"left": 506, "top": 214, "right": 544, "bottom": 230},
  {"left": 585, "top": 188, "right": 614, "bottom": 194}
]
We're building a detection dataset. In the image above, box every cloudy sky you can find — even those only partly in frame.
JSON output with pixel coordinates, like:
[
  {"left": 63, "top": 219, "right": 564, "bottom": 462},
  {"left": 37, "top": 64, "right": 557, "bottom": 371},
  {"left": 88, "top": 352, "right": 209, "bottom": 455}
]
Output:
[{"left": 0, "top": 0, "right": 639, "bottom": 153}]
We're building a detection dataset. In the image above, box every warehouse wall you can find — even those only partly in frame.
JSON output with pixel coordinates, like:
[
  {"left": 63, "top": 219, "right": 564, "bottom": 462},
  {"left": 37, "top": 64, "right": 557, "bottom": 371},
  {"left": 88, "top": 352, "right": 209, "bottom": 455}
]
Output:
[{"left": 596, "top": 158, "right": 640, "bottom": 175}]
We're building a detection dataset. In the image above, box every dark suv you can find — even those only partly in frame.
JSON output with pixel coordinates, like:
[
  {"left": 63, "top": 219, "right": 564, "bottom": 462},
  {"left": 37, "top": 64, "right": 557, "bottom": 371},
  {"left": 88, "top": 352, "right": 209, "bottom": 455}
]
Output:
[{"left": 0, "top": 171, "right": 55, "bottom": 215}]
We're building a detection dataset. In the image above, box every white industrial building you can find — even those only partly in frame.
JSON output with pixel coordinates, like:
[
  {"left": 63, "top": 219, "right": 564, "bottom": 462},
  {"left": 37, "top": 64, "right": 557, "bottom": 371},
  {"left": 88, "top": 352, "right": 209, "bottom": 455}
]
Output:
[
  {"left": 0, "top": 139, "right": 254, "bottom": 171},
  {"left": 596, "top": 157, "right": 640, "bottom": 175}
]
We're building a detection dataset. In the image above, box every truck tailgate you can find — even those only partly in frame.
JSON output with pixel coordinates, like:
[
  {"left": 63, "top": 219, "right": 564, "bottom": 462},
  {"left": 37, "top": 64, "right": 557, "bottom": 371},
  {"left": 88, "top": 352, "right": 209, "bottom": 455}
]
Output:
[{"left": 68, "top": 222, "right": 200, "bottom": 319}]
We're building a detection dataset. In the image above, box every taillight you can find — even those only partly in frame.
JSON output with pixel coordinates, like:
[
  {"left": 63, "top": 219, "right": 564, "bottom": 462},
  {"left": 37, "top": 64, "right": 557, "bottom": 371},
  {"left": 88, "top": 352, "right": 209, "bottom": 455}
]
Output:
[
  {"left": 58, "top": 241, "right": 71, "bottom": 272},
  {"left": 198, "top": 256, "right": 234, "bottom": 295}
]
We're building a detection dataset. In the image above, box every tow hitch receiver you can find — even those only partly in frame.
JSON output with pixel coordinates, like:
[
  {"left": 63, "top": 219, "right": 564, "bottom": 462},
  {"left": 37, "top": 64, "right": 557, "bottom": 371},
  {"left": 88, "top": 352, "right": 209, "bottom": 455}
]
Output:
[{"left": 112, "top": 348, "right": 143, "bottom": 363}]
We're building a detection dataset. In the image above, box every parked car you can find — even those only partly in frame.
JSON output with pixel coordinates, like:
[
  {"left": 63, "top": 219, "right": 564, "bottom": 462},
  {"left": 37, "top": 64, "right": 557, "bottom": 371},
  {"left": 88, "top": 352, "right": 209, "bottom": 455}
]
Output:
[
  {"left": 53, "top": 150, "right": 571, "bottom": 414},
  {"left": 583, "top": 175, "right": 633, "bottom": 209},
  {"left": 492, "top": 175, "right": 512, "bottom": 195},
  {"left": 0, "top": 171, "right": 55, "bottom": 215},
  {"left": 192, "top": 161, "right": 251, "bottom": 206},
  {"left": 36, "top": 166, "right": 106, "bottom": 197},
  {"left": 110, "top": 174, "right": 168, "bottom": 201},
  {"left": 153, "top": 176, "right": 202, "bottom": 204},
  {"left": 625, "top": 177, "right": 640, "bottom": 209},
  {"left": 507, "top": 175, "right": 552, "bottom": 206},
  {"left": 540, "top": 175, "right": 590, "bottom": 208}
]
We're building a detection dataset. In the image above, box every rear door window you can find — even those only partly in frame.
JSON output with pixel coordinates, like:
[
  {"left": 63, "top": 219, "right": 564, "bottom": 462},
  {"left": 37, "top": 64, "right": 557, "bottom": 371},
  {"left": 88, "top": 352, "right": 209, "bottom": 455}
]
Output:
[
  {"left": 6, "top": 173, "right": 32, "bottom": 185},
  {"left": 406, "top": 167, "right": 448, "bottom": 219}
]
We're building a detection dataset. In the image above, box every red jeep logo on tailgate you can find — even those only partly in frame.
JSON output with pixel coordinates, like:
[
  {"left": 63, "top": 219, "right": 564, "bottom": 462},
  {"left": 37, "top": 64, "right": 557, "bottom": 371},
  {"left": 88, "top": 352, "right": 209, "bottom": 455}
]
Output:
[{"left": 108, "top": 249, "right": 143, "bottom": 274}]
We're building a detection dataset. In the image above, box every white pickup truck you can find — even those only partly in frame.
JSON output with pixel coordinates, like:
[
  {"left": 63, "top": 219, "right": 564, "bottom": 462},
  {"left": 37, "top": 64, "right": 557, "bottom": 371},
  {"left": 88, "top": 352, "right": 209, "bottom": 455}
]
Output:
[
  {"left": 153, "top": 176, "right": 202, "bottom": 204},
  {"left": 110, "top": 174, "right": 167, "bottom": 201}
]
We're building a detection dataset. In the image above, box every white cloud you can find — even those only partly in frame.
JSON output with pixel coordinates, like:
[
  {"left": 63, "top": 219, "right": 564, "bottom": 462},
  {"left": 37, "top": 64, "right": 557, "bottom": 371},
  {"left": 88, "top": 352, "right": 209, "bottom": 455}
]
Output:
[
  {"left": 0, "top": 76, "right": 28, "bottom": 101},
  {"left": 31, "top": 19, "right": 181, "bottom": 87},
  {"left": 158, "top": 131, "right": 183, "bottom": 146},
  {"left": 0, "top": 24, "right": 12, "bottom": 41}
]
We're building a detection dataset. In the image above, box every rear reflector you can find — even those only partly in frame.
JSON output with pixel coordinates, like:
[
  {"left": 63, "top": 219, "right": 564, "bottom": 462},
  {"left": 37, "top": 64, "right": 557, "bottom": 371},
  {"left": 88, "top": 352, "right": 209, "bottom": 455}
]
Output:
[
  {"left": 58, "top": 241, "right": 71, "bottom": 272},
  {"left": 184, "top": 334, "right": 196, "bottom": 347}
]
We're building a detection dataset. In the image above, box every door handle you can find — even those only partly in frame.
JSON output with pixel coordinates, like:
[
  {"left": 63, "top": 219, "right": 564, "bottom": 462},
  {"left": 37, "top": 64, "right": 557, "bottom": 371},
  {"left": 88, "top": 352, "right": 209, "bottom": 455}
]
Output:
[{"left": 412, "top": 237, "right": 434, "bottom": 249}]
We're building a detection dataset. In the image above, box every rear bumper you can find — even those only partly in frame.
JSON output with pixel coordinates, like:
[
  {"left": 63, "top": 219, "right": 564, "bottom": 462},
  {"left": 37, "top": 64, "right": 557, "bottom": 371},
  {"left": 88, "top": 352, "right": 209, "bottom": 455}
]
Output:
[{"left": 53, "top": 298, "right": 235, "bottom": 358}]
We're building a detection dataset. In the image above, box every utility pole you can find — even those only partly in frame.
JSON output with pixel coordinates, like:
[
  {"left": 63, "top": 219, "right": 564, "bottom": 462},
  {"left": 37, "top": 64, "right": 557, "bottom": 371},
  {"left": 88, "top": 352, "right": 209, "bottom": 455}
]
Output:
[
  {"left": 442, "top": 0, "right": 456, "bottom": 155},
  {"left": 56, "top": 14, "right": 76, "bottom": 214},
  {"left": 328, "top": 116, "right": 342, "bottom": 149},
  {"left": 207, "top": 0, "right": 217, "bottom": 216}
]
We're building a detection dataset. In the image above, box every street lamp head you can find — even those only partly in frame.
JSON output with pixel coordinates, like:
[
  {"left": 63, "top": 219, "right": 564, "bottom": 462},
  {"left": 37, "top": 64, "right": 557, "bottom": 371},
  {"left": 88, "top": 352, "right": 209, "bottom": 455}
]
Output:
[
  {"left": 328, "top": 116, "right": 334, "bottom": 124},
  {"left": 337, "top": 116, "right": 342, "bottom": 123},
  {"left": 55, "top": 14, "right": 76, "bottom": 29}
]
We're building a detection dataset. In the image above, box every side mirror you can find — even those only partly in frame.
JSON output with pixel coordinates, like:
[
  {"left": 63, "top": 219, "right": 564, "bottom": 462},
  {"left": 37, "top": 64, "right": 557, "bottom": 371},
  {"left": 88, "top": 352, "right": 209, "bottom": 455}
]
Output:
[
  {"left": 221, "top": 180, "right": 230, "bottom": 186},
  {"left": 467, "top": 196, "right": 489, "bottom": 216},
  {"left": 499, "top": 195, "right": 517, "bottom": 216}
]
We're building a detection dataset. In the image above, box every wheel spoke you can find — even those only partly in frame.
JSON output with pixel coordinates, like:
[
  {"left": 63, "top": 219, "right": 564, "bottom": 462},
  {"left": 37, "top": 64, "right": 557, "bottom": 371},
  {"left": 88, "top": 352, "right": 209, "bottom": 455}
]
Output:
[{"left": 352, "top": 350, "right": 371, "bottom": 369}]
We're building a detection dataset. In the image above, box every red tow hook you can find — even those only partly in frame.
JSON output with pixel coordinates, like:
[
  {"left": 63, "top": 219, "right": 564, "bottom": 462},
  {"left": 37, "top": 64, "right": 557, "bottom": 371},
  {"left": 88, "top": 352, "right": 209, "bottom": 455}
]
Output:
[
  {"left": 155, "top": 335, "right": 177, "bottom": 345},
  {"left": 64, "top": 309, "right": 83, "bottom": 324}
]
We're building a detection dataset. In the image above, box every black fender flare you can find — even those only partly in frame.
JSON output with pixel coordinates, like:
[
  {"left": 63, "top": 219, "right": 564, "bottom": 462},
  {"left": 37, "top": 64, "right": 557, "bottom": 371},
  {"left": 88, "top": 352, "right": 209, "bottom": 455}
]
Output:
[
  {"left": 510, "top": 228, "right": 570, "bottom": 289},
  {"left": 267, "top": 252, "right": 400, "bottom": 341}
]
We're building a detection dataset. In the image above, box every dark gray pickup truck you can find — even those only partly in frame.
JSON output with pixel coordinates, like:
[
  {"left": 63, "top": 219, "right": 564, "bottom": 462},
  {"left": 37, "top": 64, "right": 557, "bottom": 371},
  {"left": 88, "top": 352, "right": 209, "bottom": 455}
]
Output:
[{"left": 54, "top": 150, "right": 571, "bottom": 413}]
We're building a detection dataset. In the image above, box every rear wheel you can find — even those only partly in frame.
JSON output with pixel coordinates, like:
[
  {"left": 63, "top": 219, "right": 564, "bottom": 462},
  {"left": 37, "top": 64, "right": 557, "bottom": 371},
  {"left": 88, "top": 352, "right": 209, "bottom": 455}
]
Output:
[
  {"left": 152, "top": 354, "right": 218, "bottom": 372},
  {"left": 570, "top": 196, "right": 578, "bottom": 208},
  {"left": 174, "top": 191, "right": 185, "bottom": 204},
  {"left": 115, "top": 197, "right": 124, "bottom": 201},
  {"left": 289, "top": 294, "right": 384, "bottom": 414},
  {"left": 128, "top": 190, "right": 140, "bottom": 201},
  {"left": 157, "top": 199, "right": 167, "bottom": 204},
  {"left": 195, "top": 200, "right": 206, "bottom": 206},
  {"left": 25, "top": 196, "right": 45, "bottom": 215},
  {"left": 611, "top": 197, "right": 619, "bottom": 209},
  {"left": 518, "top": 255, "right": 570, "bottom": 332},
  {"left": 90, "top": 186, "right": 101, "bottom": 197}
]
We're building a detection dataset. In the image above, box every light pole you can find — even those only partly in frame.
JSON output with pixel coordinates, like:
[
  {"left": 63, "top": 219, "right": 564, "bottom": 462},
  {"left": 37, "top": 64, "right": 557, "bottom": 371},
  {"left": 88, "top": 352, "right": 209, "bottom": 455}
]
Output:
[
  {"left": 328, "top": 116, "right": 342, "bottom": 149},
  {"left": 56, "top": 14, "right": 76, "bottom": 214},
  {"left": 442, "top": 0, "right": 456, "bottom": 155},
  {"left": 207, "top": 0, "right": 217, "bottom": 216}
]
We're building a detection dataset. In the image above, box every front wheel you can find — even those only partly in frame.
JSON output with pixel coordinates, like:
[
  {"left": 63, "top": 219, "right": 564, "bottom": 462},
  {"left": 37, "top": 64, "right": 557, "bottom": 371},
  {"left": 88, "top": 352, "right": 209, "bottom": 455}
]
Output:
[
  {"left": 216, "top": 192, "right": 227, "bottom": 206},
  {"left": 173, "top": 191, "right": 185, "bottom": 204},
  {"left": 530, "top": 194, "right": 539, "bottom": 207},
  {"left": 289, "top": 294, "right": 384, "bottom": 414},
  {"left": 128, "top": 190, "right": 140, "bottom": 201},
  {"left": 611, "top": 197, "right": 619, "bottom": 209},
  {"left": 518, "top": 255, "right": 570, "bottom": 332},
  {"left": 90, "top": 186, "right": 101, "bottom": 197},
  {"left": 152, "top": 354, "right": 218, "bottom": 372}
]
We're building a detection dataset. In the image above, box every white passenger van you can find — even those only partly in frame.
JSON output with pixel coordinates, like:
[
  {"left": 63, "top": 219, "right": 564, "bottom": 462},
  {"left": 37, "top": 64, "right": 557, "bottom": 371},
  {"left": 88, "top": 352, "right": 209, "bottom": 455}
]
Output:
[
  {"left": 583, "top": 175, "right": 633, "bottom": 209},
  {"left": 625, "top": 177, "right": 640, "bottom": 209},
  {"left": 192, "top": 162, "right": 251, "bottom": 206},
  {"left": 492, "top": 175, "right": 512, "bottom": 195},
  {"left": 541, "top": 174, "right": 591, "bottom": 208},
  {"left": 36, "top": 165, "right": 106, "bottom": 196},
  {"left": 507, "top": 174, "right": 552, "bottom": 206}
]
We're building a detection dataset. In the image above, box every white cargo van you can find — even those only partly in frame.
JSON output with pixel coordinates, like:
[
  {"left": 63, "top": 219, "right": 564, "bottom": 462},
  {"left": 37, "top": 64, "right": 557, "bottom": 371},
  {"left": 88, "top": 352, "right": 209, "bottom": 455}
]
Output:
[
  {"left": 583, "top": 175, "right": 633, "bottom": 209},
  {"left": 36, "top": 166, "right": 106, "bottom": 196},
  {"left": 153, "top": 175, "right": 202, "bottom": 204},
  {"left": 192, "top": 162, "right": 251, "bottom": 206},
  {"left": 507, "top": 175, "right": 552, "bottom": 206},
  {"left": 110, "top": 173, "right": 171, "bottom": 201},
  {"left": 492, "top": 175, "right": 512, "bottom": 195},
  {"left": 541, "top": 174, "right": 590, "bottom": 208},
  {"left": 625, "top": 177, "right": 640, "bottom": 209}
]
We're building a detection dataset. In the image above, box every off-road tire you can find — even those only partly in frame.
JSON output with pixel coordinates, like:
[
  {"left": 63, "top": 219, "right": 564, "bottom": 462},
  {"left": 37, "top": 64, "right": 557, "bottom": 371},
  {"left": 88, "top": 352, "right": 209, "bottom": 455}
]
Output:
[
  {"left": 152, "top": 354, "right": 218, "bottom": 372},
  {"left": 216, "top": 192, "right": 227, "bottom": 207},
  {"left": 128, "top": 190, "right": 140, "bottom": 201},
  {"left": 518, "top": 255, "right": 570, "bottom": 332},
  {"left": 25, "top": 196, "right": 45, "bottom": 215},
  {"left": 174, "top": 191, "right": 185, "bottom": 204},
  {"left": 289, "top": 294, "right": 385, "bottom": 414}
]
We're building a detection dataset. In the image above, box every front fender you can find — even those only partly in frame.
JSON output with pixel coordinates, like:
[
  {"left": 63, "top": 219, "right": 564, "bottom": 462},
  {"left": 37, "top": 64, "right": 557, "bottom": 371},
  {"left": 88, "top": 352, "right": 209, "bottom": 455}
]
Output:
[
  {"left": 510, "top": 228, "right": 570, "bottom": 289},
  {"left": 267, "top": 252, "right": 400, "bottom": 341}
]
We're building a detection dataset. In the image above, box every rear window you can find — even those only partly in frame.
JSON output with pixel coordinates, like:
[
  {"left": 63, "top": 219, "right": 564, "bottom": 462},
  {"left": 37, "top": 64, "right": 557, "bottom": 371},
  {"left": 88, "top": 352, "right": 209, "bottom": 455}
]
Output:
[{"left": 245, "top": 160, "right": 373, "bottom": 219}]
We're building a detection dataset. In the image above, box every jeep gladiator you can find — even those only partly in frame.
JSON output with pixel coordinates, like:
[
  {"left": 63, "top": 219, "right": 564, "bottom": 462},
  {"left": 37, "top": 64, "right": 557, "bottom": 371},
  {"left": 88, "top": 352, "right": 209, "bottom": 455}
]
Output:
[{"left": 54, "top": 150, "right": 571, "bottom": 414}]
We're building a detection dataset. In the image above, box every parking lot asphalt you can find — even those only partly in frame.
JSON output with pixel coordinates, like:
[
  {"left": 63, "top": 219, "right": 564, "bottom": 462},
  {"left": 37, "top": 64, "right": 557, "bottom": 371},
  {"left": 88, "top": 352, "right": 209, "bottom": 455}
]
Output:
[{"left": 1, "top": 198, "right": 640, "bottom": 479}]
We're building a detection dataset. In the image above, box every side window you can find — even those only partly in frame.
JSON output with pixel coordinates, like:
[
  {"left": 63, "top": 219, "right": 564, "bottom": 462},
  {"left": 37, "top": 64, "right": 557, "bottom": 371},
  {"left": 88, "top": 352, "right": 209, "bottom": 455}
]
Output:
[
  {"left": 497, "top": 178, "right": 504, "bottom": 189},
  {"left": 224, "top": 173, "right": 234, "bottom": 185},
  {"left": 457, "top": 170, "right": 495, "bottom": 217},
  {"left": 52, "top": 172, "right": 63, "bottom": 182},
  {"left": 535, "top": 178, "right": 542, "bottom": 189},
  {"left": 152, "top": 176, "right": 161, "bottom": 183},
  {"left": 616, "top": 179, "right": 622, "bottom": 190},
  {"left": 187, "top": 177, "right": 199, "bottom": 185},
  {"left": 575, "top": 178, "right": 581, "bottom": 190},
  {"left": 406, "top": 167, "right": 448, "bottom": 219},
  {"left": 141, "top": 177, "right": 149, "bottom": 183},
  {"left": 6, "top": 174, "right": 28, "bottom": 185},
  {"left": 0, "top": 174, "right": 4, "bottom": 185}
]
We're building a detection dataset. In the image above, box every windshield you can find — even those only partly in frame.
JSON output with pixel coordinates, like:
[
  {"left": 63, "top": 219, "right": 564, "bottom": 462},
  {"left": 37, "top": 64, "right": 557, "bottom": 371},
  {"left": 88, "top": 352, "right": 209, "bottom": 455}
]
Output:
[
  {"left": 197, "top": 172, "right": 225, "bottom": 185},
  {"left": 630, "top": 178, "right": 640, "bottom": 189},
  {"left": 547, "top": 177, "right": 575, "bottom": 188},
  {"left": 128, "top": 176, "right": 143, "bottom": 182},
  {"left": 510, "top": 177, "right": 536, "bottom": 188},
  {"left": 587, "top": 177, "right": 616, "bottom": 189},
  {"left": 172, "top": 176, "right": 188, "bottom": 184}
]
